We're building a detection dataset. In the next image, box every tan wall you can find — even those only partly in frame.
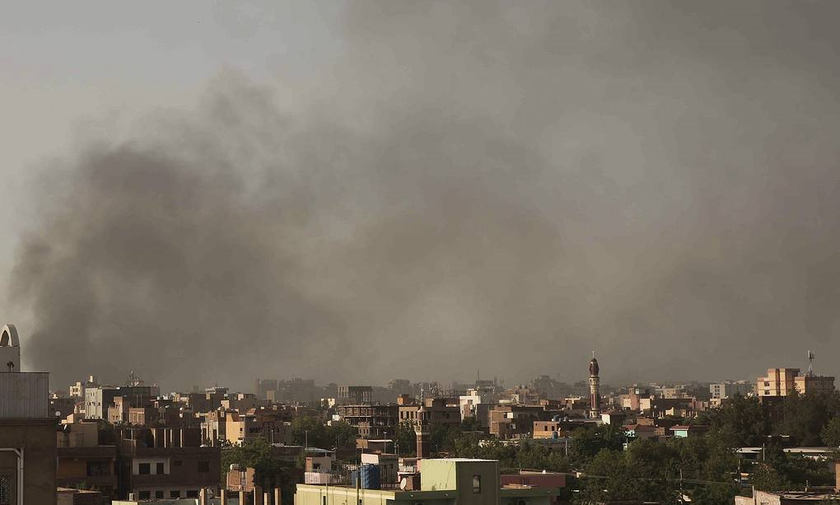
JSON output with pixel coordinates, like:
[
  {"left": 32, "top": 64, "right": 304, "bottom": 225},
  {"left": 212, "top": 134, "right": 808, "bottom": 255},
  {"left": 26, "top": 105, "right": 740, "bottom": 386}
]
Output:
[
  {"left": 57, "top": 459, "right": 87, "bottom": 479},
  {"left": 0, "top": 419, "right": 57, "bottom": 505}
]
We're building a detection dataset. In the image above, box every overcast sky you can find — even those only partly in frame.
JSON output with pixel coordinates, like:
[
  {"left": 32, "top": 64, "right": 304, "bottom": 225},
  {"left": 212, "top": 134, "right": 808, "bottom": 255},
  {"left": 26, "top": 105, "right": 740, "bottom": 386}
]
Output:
[{"left": 2, "top": 1, "right": 840, "bottom": 392}]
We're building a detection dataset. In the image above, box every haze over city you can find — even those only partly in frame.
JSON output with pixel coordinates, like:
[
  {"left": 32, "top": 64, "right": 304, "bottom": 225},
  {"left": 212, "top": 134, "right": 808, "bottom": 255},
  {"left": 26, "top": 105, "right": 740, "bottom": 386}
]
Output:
[{"left": 3, "top": 1, "right": 840, "bottom": 391}]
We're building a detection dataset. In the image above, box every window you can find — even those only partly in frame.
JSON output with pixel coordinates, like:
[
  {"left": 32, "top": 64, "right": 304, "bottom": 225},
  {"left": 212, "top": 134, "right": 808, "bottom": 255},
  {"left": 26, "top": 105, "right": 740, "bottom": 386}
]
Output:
[
  {"left": 156, "top": 462, "right": 165, "bottom": 475},
  {"left": 138, "top": 463, "right": 151, "bottom": 475},
  {"left": 139, "top": 491, "right": 151, "bottom": 500},
  {"left": 155, "top": 491, "right": 164, "bottom": 499},
  {"left": 472, "top": 475, "right": 481, "bottom": 493},
  {"left": 173, "top": 460, "right": 183, "bottom": 467},
  {"left": 187, "top": 490, "right": 199, "bottom": 498},
  {"left": 198, "top": 461, "right": 210, "bottom": 473},
  {"left": 87, "top": 461, "right": 109, "bottom": 476},
  {"left": 170, "top": 491, "right": 181, "bottom": 498},
  {"left": 0, "top": 476, "right": 9, "bottom": 505}
]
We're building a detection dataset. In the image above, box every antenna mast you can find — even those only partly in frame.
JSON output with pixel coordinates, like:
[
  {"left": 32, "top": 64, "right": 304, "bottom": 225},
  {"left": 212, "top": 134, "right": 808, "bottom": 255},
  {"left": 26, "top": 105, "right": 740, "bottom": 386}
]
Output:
[{"left": 807, "top": 350, "right": 815, "bottom": 377}]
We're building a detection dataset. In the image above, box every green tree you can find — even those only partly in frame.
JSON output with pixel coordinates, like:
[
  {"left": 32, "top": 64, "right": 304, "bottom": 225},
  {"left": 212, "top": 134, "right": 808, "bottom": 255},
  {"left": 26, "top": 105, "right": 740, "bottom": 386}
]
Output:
[
  {"left": 577, "top": 448, "right": 680, "bottom": 505},
  {"left": 222, "top": 437, "right": 283, "bottom": 489},
  {"left": 393, "top": 421, "right": 417, "bottom": 457},
  {"left": 568, "top": 423, "right": 625, "bottom": 464},
  {"left": 775, "top": 391, "right": 840, "bottom": 446},
  {"left": 821, "top": 417, "right": 840, "bottom": 447},
  {"left": 708, "top": 395, "right": 769, "bottom": 447}
]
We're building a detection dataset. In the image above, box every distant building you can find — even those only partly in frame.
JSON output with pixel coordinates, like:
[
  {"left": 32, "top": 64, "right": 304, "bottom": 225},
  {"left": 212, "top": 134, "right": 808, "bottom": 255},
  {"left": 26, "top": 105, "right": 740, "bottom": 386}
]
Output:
[
  {"left": 459, "top": 387, "right": 498, "bottom": 427},
  {"left": 399, "top": 398, "right": 460, "bottom": 429},
  {"left": 670, "top": 424, "right": 709, "bottom": 438},
  {"left": 337, "top": 404, "right": 398, "bottom": 439},
  {"left": 69, "top": 375, "right": 99, "bottom": 399},
  {"left": 254, "top": 378, "right": 278, "bottom": 401},
  {"left": 86, "top": 385, "right": 160, "bottom": 421},
  {"left": 388, "top": 379, "right": 412, "bottom": 397},
  {"left": 757, "top": 368, "right": 835, "bottom": 398},
  {"left": 489, "top": 405, "right": 551, "bottom": 439},
  {"left": 0, "top": 323, "right": 58, "bottom": 505},
  {"left": 338, "top": 385, "right": 373, "bottom": 405},
  {"left": 532, "top": 421, "right": 569, "bottom": 439},
  {"left": 709, "top": 380, "right": 753, "bottom": 399}
]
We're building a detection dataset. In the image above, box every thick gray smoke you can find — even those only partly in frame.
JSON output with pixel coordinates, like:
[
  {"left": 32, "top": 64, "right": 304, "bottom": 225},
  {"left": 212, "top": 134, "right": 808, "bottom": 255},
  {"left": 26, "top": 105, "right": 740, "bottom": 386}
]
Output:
[{"left": 9, "top": 1, "right": 840, "bottom": 390}]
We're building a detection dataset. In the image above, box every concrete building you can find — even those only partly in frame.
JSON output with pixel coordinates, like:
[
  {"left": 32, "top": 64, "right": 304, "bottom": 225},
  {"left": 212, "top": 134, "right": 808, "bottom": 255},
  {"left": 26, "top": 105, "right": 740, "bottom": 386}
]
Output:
[
  {"left": 337, "top": 404, "right": 398, "bottom": 439},
  {"left": 117, "top": 427, "right": 220, "bottom": 500},
  {"left": 531, "top": 421, "right": 569, "bottom": 440},
  {"left": 735, "top": 490, "right": 840, "bottom": 504},
  {"left": 69, "top": 376, "right": 98, "bottom": 399},
  {"left": 86, "top": 385, "right": 159, "bottom": 421},
  {"left": 220, "top": 409, "right": 291, "bottom": 446},
  {"left": 255, "top": 379, "right": 278, "bottom": 401},
  {"left": 399, "top": 398, "right": 460, "bottom": 429},
  {"left": 0, "top": 323, "right": 57, "bottom": 505},
  {"left": 489, "top": 406, "right": 551, "bottom": 440},
  {"left": 459, "top": 388, "right": 497, "bottom": 428},
  {"left": 758, "top": 368, "right": 835, "bottom": 398},
  {"left": 709, "top": 380, "right": 753, "bottom": 399},
  {"left": 388, "top": 379, "right": 413, "bottom": 397},
  {"left": 295, "top": 459, "right": 557, "bottom": 505},
  {"left": 500, "top": 471, "right": 566, "bottom": 505},
  {"left": 338, "top": 386, "right": 373, "bottom": 405},
  {"left": 57, "top": 420, "right": 119, "bottom": 499}
]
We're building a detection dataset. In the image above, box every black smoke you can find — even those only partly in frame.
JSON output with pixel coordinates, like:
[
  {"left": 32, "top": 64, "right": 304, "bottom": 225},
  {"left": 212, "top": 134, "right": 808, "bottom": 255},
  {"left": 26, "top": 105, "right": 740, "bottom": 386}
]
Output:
[{"left": 9, "top": 1, "right": 840, "bottom": 390}]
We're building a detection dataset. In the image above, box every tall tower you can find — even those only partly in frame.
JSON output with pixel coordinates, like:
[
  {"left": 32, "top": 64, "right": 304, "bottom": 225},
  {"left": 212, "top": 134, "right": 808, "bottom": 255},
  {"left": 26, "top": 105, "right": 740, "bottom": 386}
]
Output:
[
  {"left": 415, "top": 390, "right": 430, "bottom": 458},
  {"left": 589, "top": 351, "right": 601, "bottom": 419}
]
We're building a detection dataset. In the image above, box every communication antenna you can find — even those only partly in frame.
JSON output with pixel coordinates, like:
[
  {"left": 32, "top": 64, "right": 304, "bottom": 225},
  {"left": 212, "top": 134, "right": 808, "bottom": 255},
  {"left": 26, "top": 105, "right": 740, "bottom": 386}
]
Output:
[{"left": 807, "top": 350, "right": 815, "bottom": 377}]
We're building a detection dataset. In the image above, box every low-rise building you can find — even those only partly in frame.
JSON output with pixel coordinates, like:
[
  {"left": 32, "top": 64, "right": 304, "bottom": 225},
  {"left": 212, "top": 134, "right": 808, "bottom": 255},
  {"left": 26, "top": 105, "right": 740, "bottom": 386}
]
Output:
[
  {"left": 295, "top": 458, "right": 557, "bottom": 505},
  {"left": 489, "top": 405, "right": 551, "bottom": 439},
  {"left": 532, "top": 421, "right": 569, "bottom": 439},
  {"left": 57, "top": 420, "right": 119, "bottom": 499},
  {"left": 117, "top": 427, "right": 220, "bottom": 500}
]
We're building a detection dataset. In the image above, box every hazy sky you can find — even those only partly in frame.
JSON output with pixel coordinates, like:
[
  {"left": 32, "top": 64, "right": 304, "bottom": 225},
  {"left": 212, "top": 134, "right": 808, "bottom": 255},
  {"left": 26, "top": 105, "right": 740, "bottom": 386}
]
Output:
[{"left": 3, "top": 1, "right": 840, "bottom": 392}]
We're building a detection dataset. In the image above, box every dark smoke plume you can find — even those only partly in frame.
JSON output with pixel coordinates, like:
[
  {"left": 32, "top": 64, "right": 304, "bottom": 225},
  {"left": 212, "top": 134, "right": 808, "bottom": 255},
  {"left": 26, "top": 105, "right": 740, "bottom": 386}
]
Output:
[{"left": 9, "top": 1, "right": 840, "bottom": 390}]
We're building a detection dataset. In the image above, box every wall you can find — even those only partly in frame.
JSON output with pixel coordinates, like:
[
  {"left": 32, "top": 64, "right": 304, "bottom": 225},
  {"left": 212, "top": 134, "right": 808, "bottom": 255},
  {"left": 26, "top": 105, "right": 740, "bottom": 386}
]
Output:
[
  {"left": 0, "top": 373, "right": 49, "bottom": 418},
  {"left": 0, "top": 419, "right": 58, "bottom": 505}
]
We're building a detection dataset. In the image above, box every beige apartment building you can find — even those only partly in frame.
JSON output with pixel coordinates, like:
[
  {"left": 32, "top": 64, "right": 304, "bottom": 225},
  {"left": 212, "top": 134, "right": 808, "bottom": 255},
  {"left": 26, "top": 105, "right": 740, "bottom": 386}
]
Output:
[{"left": 757, "top": 368, "right": 835, "bottom": 397}]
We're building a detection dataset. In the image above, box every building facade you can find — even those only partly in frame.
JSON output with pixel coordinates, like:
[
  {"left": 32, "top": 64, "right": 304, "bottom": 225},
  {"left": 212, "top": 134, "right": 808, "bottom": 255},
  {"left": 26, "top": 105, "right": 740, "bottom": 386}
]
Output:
[
  {"left": 0, "top": 323, "right": 57, "bottom": 505},
  {"left": 758, "top": 368, "right": 835, "bottom": 397}
]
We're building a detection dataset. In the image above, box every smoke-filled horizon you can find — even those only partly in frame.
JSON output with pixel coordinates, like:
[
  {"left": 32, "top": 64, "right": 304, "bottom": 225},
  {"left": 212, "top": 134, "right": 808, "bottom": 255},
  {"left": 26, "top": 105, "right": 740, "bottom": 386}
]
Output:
[{"left": 5, "top": 1, "right": 840, "bottom": 391}]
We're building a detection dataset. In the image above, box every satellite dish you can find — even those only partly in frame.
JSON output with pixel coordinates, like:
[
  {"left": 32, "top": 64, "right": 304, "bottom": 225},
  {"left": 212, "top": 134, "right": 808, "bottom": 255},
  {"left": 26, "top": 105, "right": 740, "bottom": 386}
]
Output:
[{"left": 400, "top": 478, "right": 408, "bottom": 490}]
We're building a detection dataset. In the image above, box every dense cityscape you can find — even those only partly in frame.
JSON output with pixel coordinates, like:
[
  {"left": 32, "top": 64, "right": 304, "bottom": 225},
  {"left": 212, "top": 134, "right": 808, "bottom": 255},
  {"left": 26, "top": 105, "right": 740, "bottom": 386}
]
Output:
[
  {"left": 4, "top": 1, "right": 840, "bottom": 505},
  {"left": 4, "top": 323, "right": 840, "bottom": 504}
]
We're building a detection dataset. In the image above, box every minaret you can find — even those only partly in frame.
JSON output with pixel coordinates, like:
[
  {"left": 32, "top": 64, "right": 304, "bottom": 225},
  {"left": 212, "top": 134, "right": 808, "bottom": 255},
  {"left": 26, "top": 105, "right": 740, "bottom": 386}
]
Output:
[
  {"left": 415, "top": 389, "right": 430, "bottom": 458},
  {"left": 589, "top": 351, "right": 601, "bottom": 419}
]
